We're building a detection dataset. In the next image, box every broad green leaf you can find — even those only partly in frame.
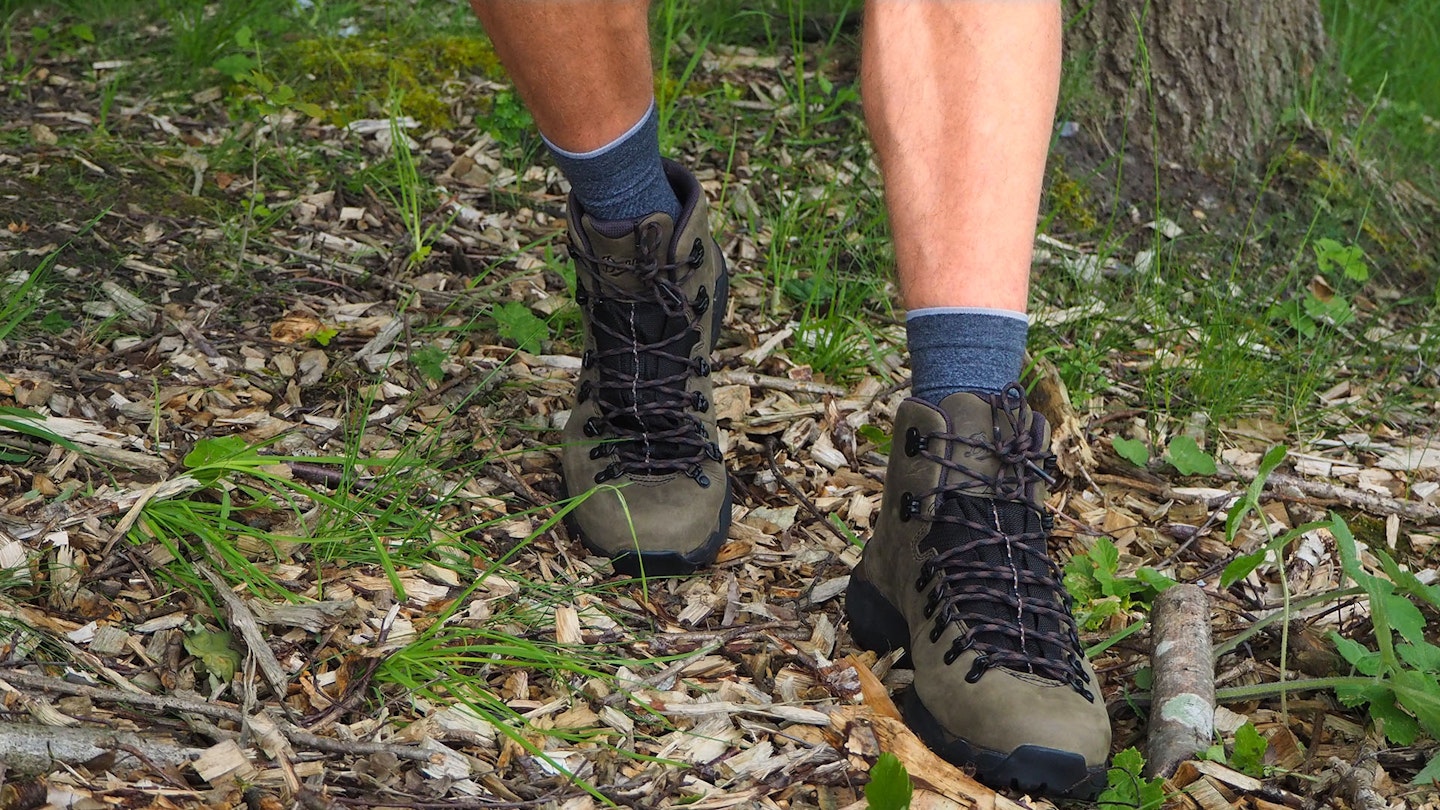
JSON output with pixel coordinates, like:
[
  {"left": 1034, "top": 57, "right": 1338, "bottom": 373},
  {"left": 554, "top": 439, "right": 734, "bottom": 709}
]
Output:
[
  {"left": 1135, "top": 567, "right": 1176, "bottom": 593},
  {"left": 1370, "top": 546, "right": 1440, "bottom": 610},
  {"left": 1231, "top": 722, "right": 1268, "bottom": 777},
  {"left": 212, "top": 53, "right": 257, "bottom": 80},
  {"left": 183, "top": 626, "right": 240, "bottom": 682},
  {"left": 1111, "top": 436, "right": 1149, "bottom": 467},
  {"left": 1398, "top": 642, "right": 1440, "bottom": 673},
  {"left": 1412, "top": 752, "right": 1440, "bottom": 786},
  {"left": 1165, "top": 436, "right": 1217, "bottom": 476},
  {"left": 184, "top": 435, "right": 252, "bottom": 469},
  {"left": 1392, "top": 669, "right": 1440, "bottom": 738},
  {"left": 412, "top": 345, "right": 448, "bottom": 383},
  {"left": 1098, "top": 748, "right": 1166, "bottom": 810},
  {"left": 1091, "top": 537, "right": 1120, "bottom": 594},
  {"left": 1369, "top": 694, "right": 1421, "bottom": 745},
  {"left": 493, "top": 301, "right": 549, "bottom": 354},
  {"left": 1314, "top": 238, "right": 1369, "bottom": 282},
  {"left": 1331, "top": 514, "right": 1381, "bottom": 591},
  {"left": 1379, "top": 590, "right": 1427, "bottom": 646},
  {"left": 864, "top": 752, "right": 912, "bottom": 810},
  {"left": 1221, "top": 549, "right": 1269, "bottom": 589},
  {"left": 1329, "top": 631, "right": 1382, "bottom": 676}
]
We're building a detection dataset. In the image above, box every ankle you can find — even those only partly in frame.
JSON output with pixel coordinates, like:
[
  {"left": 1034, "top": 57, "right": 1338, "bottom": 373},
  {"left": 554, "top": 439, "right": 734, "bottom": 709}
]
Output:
[{"left": 546, "top": 100, "right": 682, "bottom": 222}]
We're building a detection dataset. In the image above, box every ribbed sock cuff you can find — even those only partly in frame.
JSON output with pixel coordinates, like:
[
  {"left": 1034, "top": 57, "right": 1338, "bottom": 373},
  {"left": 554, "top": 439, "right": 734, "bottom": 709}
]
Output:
[
  {"left": 906, "top": 307, "right": 1029, "bottom": 401},
  {"left": 544, "top": 100, "right": 682, "bottom": 222}
]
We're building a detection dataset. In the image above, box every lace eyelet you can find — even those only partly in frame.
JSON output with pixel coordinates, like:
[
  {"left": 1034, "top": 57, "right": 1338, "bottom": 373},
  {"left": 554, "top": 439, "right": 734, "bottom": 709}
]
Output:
[
  {"left": 904, "top": 427, "right": 926, "bottom": 457},
  {"left": 899, "top": 492, "right": 920, "bottom": 522},
  {"left": 706, "top": 443, "right": 722, "bottom": 461},
  {"left": 692, "top": 392, "right": 709, "bottom": 412},
  {"left": 577, "top": 381, "right": 592, "bottom": 403},
  {"left": 694, "top": 286, "right": 709, "bottom": 315},
  {"left": 687, "top": 464, "right": 710, "bottom": 488},
  {"left": 575, "top": 283, "right": 589, "bottom": 306},
  {"left": 583, "top": 417, "right": 602, "bottom": 437},
  {"left": 594, "top": 463, "right": 622, "bottom": 484},
  {"left": 694, "top": 356, "right": 711, "bottom": 376},
  {"left": 688, "top": 238, "right": 705, "bottom": 267},
  {"left": 943, "top": 646, "right": 963, "bottom": 665},
  {"left": 581, "top": 350, "right": 594, "bottom": 369},
  {"left": 914, "top": 563, "right": 934, "bottom": 592},
  {"left": 964, "top": 655, "right": 990, "bottom": 683},
  {"left": 588, "top": 445, "right": 609, "bottom": 460},
  {"left": 928, "top": 622, "right": 945, "bottom": 644}
]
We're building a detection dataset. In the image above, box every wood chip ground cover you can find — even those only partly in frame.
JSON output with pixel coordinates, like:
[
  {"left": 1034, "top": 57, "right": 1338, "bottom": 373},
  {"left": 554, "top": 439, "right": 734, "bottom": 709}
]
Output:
[{"left": 2, "top": 7, "right": 1440, "bottom": 810}]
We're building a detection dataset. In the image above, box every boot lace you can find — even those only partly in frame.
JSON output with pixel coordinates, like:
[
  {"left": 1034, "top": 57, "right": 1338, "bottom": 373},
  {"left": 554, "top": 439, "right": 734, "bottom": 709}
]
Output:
[
  {"left": 902, "top": 384, "right": 1093, "bottom": 700},
  {"left": 572, "top": 221, "right": 720, "bottom": 486}
]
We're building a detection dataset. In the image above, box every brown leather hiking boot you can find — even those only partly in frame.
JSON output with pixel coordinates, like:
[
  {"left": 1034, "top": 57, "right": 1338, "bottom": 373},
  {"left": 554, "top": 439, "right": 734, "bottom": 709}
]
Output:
[
  {"left": 846, "top": 386, "right": 1111, "bottom": 798},
  {"left": 559, "top": 160, "right": 729, "bottom": 577}
]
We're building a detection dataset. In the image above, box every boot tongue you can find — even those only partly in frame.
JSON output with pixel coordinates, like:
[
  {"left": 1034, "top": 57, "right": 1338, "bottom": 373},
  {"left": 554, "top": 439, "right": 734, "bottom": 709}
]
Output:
[
  {"left": 579, "top": 213, "right": 699, "bottom": 456},
  {"left": 934, "top": 390, "right": 1050, "bottom": 509},
  {"left": 578, "top": 212, "right": 677, "bottom": 295}
]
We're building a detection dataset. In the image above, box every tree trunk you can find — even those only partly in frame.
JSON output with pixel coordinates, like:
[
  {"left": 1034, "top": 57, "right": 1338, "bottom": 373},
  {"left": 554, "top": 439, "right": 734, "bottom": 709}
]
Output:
[{"left": 1065, "top": 0, "right": 1327, "bottom": 164}]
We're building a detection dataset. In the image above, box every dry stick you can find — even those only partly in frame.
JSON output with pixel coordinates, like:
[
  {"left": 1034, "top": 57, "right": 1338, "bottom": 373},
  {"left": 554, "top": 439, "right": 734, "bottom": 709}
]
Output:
[
  {"left": 196, "top": 563, "right": 295, "bottom": 719},
  {"left": 762, "top": 437, "right": 855, "bottom": 550},
  {"left": 1145, "top": 584, "right": 1216, "bottom": 778},
  {"left": 711, "top": 369, "right": 847, "bottom": 397},
  {"left": 1328, "top": 743, "right": 1387, "bottom": 810},
  {"left": 0, "top": 719, "right": 204, "bottom": 772},
  {"left": 0, "top": 670, "right": 437, "bottom": 763},
  {"left": 1216, "top": 466, "right": 1440, "bottom": 524}
]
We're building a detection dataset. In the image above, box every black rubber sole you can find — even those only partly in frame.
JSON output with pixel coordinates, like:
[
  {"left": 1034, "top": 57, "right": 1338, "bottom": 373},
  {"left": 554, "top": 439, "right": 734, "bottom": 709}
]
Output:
[{"left": 845, "top": 575, "right": 1107, "bottom": 800}]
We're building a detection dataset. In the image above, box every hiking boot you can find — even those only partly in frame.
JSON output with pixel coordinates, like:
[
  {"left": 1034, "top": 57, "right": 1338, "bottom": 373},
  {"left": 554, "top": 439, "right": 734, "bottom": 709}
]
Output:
[
  {"left": 559, "top": 159, "right": 730, "bottom": 576},
  {"left": 845, "top": 385, "right": 1110, "bottom": 798}
]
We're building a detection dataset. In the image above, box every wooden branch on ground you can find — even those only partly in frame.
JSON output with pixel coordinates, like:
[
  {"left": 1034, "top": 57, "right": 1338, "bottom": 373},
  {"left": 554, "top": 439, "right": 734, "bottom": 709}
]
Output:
[
  {"left": 196, "top": 564, "right": 294, "bottom": 713},
  {"left": 1216, "top": 466, "right": 1440, "bottom": 524},
  {"left": 712, "top": 370, "right": 847, "bottom": 397},
  {"left": 0, "top": 414, "right": 168, "bottom": 478},
  {"left": 0, "top": 670, "right": 437, "bottom": 763},
  {"left": 0, "top": 719, "right": 204, "bottom": 772},
  {"left": 1146, "top": 584, "right": 1215, "bottom": 778},
  {"left": 1096, "top": 458, "right": 1440, "bottom": 524},
  {"left": 1326, "top": 746, "right": 1387, "bottom": 810}
]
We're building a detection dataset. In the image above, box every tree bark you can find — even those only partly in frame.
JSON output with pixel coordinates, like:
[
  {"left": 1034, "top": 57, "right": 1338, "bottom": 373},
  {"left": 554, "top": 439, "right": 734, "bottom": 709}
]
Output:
[
  {"left": 1145, "top": 584, "right": 1215, "bottom": 778},
  {"left": 1065, "top": 0, "right": 1327, "bottom": 164}
]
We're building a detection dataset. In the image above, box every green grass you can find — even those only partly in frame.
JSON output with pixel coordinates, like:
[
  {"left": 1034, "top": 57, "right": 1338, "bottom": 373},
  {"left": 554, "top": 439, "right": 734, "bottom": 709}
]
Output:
[{"left": 5, "top": 0, "right": 1440, "bottom": 796}]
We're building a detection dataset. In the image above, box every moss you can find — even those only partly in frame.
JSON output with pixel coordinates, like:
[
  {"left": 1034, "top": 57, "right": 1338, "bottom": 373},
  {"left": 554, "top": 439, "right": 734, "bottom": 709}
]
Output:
[
  {"left": 270, "top": 33, "right": 503, "bottom": 129},
  {"left": 1045, "top": 160, "right": 1100, "bottom": 233}
]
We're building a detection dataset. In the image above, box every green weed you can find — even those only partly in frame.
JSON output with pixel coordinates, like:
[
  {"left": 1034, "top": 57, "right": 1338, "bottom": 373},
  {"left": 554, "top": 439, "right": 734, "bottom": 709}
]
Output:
[
  {"left": 864, "top": 752, "right": 913, "bottom": 810},
  {"left": 1097, "top": 748, "right": 1167, "bottom": 810},
  {"left": 1064, "top": 537, "right": 1174, "bottom": 631}
]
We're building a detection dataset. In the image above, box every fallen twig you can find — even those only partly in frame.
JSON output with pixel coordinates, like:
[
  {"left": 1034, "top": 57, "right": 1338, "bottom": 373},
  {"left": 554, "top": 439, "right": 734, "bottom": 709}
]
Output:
[
  {"left": 196, "top": 563, "right": 295, "bottom": 714},
  {"left": 1145, "top": 584, "right": 1215, "bottom": 778},
  {"left": 0, "top": 719, "right": 204, "bottom": 772},
  {"left": 0, "top": 670, "right": 437, "bottom": 763},
  {"left": 712, "top": 370, "right": 846, "bottom": 397},
  {"left": 1217, "top": 465, "right": 1440, "bottom": 524}
]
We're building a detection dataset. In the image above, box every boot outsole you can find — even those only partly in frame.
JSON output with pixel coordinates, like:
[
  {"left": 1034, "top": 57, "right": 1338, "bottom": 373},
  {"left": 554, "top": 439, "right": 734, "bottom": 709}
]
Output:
[{"left": 845, "top": 575, "right": 1107, "bottom": 800}]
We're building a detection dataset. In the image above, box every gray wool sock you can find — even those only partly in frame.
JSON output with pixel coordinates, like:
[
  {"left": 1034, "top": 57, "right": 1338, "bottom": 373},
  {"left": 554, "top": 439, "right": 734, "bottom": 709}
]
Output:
[
  {"left": 544, "top": 100, "right": 682, "bottom": 223},
  {"left": 906, "top": 307, "right": 1029, "bottom": 401}
]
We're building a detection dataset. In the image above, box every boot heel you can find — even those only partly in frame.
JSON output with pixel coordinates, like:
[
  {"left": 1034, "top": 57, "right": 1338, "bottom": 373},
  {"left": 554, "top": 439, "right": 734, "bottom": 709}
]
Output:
[{"left": 845, "top": 576, "right": 910, "bottom": 653}]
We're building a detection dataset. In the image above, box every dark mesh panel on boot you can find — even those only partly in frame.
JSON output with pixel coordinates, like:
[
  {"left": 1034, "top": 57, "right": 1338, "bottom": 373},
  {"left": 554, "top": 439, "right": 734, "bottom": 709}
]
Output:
[
  {"left": 921, "top": 495, "right": 1070, "bottom": 669},
  {"left": 589, "top": 299, "right": 700, "bottom": 462}
]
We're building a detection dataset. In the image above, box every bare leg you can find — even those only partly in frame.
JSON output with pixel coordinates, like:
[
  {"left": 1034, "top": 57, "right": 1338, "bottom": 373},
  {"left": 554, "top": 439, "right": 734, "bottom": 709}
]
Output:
[
  {"left": 862, "top": 1, "right": 1061, "bottom": 313},
  {"left": 469, "top": 1, "right": 653, "bottom": 152}
]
